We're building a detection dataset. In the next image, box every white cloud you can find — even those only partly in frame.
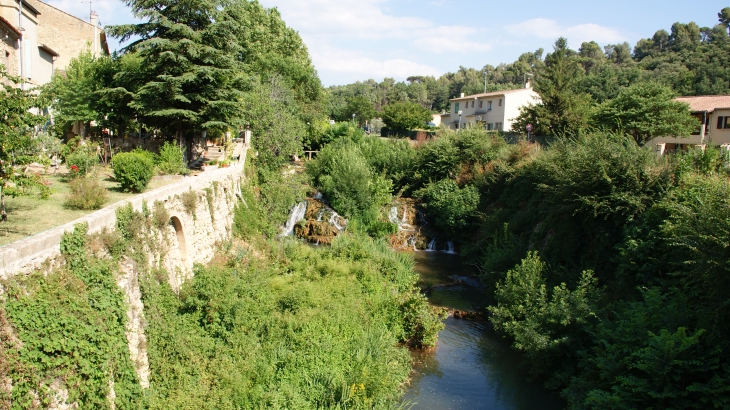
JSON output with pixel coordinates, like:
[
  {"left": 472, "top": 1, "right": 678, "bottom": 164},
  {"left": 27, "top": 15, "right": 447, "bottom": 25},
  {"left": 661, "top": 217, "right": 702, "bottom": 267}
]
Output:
[
  {"left": 506, "top": 18, "right": 626, "bottom": 45},
  {"left": 258, "top": 0, "right": 491, "bottom": 83},
  {"left": 311, "top": 45, "right": 441, "bottom": 82}
]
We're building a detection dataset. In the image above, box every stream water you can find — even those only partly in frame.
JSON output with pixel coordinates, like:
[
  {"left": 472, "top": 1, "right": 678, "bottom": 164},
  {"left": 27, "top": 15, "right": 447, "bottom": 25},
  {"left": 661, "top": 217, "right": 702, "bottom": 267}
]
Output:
[{"left": 403, "top": 251, "right": 565, "bottom": 410}]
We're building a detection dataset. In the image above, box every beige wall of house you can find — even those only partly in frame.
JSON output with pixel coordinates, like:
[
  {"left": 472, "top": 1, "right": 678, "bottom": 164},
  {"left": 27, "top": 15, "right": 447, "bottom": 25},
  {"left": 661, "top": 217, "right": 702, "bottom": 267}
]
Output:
[
  {"left": 0, "top": 0, "right": 107, "bottom": 87},
  {"left": 28, "top": 0, "right": 106, "bottom": 70},
  {"left": 443, "top": 87, "right": 539, "bottom": 131}
]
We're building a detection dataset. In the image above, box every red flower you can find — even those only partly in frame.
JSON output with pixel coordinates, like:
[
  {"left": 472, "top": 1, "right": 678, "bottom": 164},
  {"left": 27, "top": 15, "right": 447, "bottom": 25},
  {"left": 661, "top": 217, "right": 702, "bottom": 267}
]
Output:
[{"left": 71, "top": 165, "right": 79, "bottom": 172}]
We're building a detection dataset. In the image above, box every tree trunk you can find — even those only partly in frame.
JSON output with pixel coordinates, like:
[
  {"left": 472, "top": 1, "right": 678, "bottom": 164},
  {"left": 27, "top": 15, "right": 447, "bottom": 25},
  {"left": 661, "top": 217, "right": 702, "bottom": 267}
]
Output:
[{"left": 1, "top": 185, "right": 8, "bottom": 222}]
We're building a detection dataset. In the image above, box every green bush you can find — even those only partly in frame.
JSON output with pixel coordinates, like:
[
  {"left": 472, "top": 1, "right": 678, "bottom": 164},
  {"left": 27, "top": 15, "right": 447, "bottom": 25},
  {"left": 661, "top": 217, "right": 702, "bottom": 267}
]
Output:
[
  {"left": 307, "top": 141, "right": 392, "bottom": 217},
  {"left": 416, "top": 179, "right": 480, "bottom": 237},
  {"left": 382, "top": 101, "right": 432, "bottom": 131},
  {"left": 64, "top": 176, "right": 109, "bottom": 210},
  {"left": 65, "top": 144, "right": 99, "bottom": 177},
  {"left": 112, "top": 152, "right": 154, "bottom": 193},
  {"left": 155, "top": 141, "right": 188, "bottom": 175}
]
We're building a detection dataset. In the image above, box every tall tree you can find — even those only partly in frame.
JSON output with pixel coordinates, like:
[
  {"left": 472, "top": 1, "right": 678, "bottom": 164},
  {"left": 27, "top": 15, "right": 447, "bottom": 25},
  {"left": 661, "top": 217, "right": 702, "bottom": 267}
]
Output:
[
  {"left": 515, "top": 38, "right": 593, "bottom": 137},
  {"left": 107, "top": 0, "right": 248, "bottom": 152},
  {"left": 593, "top": 82, "right": 699, "bottom": 145}
]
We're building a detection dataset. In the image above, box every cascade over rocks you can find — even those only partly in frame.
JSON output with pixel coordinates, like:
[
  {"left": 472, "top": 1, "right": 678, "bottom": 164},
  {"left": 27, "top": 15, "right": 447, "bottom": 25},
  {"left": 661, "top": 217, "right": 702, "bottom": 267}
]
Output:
[{"left": 283, "top": 196, "right": 347, "bottom": 244}]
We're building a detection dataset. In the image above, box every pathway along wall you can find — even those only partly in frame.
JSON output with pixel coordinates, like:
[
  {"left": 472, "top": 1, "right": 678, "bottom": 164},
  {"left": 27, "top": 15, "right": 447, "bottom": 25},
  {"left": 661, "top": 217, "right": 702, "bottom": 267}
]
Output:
[{"left": 0, "top": 154, "right": 246, "bottom": 281}]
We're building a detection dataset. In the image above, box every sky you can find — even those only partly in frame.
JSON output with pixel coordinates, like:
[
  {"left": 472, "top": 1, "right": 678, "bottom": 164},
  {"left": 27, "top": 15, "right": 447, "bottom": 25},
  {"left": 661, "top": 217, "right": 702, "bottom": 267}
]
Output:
[{"left": 46, "top": 0, "right": 728, "bottom": 86}]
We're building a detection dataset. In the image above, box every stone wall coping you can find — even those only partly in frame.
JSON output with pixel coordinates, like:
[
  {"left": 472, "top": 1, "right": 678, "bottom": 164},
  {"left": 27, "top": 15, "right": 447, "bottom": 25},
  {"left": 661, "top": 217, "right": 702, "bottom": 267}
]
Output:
[{"left": 0, "top": 158, "right": 244, "bottom": 279}]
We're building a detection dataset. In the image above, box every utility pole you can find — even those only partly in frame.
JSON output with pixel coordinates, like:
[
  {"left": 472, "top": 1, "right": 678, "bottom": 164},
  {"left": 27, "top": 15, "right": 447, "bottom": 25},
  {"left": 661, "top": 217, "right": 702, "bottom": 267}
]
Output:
[{"left": 18, "top": 0, "right": 24, "bottom": 89}]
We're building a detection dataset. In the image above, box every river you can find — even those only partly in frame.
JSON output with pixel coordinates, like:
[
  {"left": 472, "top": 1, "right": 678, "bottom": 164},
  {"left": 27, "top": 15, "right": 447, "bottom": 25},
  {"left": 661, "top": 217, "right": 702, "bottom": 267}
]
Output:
[{"left": 403, "top": 251, "right": 565, "bottom": 410}]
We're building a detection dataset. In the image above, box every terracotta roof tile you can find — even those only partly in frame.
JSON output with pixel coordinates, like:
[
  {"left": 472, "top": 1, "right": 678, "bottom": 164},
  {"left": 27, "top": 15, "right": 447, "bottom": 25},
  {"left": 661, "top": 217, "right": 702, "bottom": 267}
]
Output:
[{"left": 675, "top": 95, "right": 730, "bottom": 113}]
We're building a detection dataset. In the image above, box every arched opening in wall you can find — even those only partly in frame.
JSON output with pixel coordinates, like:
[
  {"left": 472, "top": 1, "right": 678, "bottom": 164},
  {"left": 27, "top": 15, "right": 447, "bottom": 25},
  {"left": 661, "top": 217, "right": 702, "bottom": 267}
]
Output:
[{"left": 170, "top": 216, "right": 187, "bottom": 265}]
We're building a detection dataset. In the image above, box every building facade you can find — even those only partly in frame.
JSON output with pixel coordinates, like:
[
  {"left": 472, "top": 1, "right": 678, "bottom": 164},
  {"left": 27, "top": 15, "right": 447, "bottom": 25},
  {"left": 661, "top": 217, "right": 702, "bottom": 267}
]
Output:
[
  {"left": 440, "top": 86, "right": 539, "bottom": 132},
  {"left": 0, "top": 0, "right": 108, "bottom": 88},
  {"left": 652, "top": 95, "right": 730, "bottom": 155}
]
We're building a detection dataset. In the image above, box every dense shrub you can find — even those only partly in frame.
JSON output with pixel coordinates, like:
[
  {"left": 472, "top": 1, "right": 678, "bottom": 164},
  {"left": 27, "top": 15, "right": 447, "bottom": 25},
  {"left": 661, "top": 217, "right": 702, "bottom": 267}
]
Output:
[
  {"left": 416, "top": 179, "right": 480, "bottom": 237},
  {"left": 306, "top": 141, "right": 392, "bottom": 217},
  {"left": 155, "top": 141, "right": 188, "bottom": 175},
  {"left": 112, "top": 151, "right": 154, "bottom": 192},
  {"left": 65, "top": 144, "right": 99, "bottom": 177},
  {"left": 64, "top": 176, "right": 109, "bottom": 210}
]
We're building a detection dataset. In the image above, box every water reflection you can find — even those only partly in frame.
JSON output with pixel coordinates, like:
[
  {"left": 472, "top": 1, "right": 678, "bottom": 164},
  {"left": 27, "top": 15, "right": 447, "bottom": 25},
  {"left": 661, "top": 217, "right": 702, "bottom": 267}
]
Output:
[{"left": 404, "top": 252, "right": 564, "bottom": 410}]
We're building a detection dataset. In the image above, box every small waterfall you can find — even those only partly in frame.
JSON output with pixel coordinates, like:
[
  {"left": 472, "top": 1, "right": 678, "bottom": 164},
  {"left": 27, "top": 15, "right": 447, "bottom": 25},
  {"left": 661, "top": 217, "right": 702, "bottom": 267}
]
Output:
[
  {"left": 410, "top": 237, "right": 418, "bottom": 251},
  {"left": 388, "top": 206, "right": 400, "bottom": 225},
  {"left": 279, "top": 201, "right": 307, "bottom": 237},
  {"left": 401, "top": 208, "right": 408, "bottom": 224},
  {"left": 425, "top": 238, "right": 437, "bottom": 251},
  {"left": 445, "top": 240, "right": 456, "bottom": 254},
  {"left": 329, "top": 211, "right": 346, "bottom": 231}
]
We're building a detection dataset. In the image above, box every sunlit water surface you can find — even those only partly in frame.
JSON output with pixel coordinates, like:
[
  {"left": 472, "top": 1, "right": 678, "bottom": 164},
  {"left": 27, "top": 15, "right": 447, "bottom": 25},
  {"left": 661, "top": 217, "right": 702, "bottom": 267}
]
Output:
[{"left": 403, "top": 251, "right": 564, "bottom": 410}]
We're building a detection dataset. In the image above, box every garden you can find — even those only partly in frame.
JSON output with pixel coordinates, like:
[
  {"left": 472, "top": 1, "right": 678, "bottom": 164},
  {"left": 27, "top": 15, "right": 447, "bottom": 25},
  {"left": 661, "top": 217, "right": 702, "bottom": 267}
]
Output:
[{"left": 0, "top": 139, "right": 194, "bottom": 246}]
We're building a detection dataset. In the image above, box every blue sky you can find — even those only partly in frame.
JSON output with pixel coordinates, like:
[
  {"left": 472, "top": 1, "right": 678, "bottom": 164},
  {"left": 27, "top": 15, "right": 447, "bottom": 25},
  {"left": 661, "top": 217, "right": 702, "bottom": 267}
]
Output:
[{"left": 46, "top": 0, "right": 728, "bottom": 86}]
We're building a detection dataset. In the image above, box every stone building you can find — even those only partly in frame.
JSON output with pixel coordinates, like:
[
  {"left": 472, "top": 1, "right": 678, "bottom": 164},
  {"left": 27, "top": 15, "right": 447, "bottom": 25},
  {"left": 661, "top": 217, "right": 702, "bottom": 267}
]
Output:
[
  {"left": 0, "top": 14, "right": 21, "bottom": 80},
  {"left": 0, "top": 0, "right": 109, "bottom": 88}
]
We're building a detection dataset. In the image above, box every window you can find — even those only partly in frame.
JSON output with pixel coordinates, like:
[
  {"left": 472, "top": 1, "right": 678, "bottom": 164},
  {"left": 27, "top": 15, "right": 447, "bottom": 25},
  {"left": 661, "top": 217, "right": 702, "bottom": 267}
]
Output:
[
  {"left": 471, "top": 101, "right": 475, "bottom": 108},
  {"left": 717, "top": 116, "right": 730, "bottom": 129},
  {"left": 487, "top": 123, "right": 493, "bottom": 130},
  {"left": 499, "top": 98, "right": 502, "bottom": 106},
  {"left": 479, "top": 101, "right": 483, "bottom": 108},
  {"left": 495, "top": 122, "right": 502, "bottom": 131},
  {"left": 454, "top": 102, "right": 460, "bottom": 113},
  {"left": 487, "top": 101, "right": 493, "bottom": 110}
]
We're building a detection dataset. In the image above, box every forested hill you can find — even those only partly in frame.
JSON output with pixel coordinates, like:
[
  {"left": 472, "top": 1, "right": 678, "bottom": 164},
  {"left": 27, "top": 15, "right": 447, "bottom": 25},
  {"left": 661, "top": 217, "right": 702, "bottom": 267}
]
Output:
[{"left": 327, "top": 7, "right": 730, "bottom": 120}]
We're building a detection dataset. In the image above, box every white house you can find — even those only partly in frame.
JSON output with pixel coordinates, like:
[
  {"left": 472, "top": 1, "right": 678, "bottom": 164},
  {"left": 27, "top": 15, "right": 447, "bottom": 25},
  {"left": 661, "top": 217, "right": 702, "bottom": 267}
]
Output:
[
  {"left": 440, "top": 85, "right": 539, "bottom": 132},
  {"left": 652, "top": 95, "right": 730, "bottom": 155}
]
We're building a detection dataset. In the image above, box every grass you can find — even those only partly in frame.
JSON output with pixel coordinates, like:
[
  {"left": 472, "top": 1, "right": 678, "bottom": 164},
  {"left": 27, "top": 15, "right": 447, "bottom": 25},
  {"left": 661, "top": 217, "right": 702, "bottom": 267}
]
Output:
[{"left": 0, "top": 167, "right": 182, "bottom": 246}]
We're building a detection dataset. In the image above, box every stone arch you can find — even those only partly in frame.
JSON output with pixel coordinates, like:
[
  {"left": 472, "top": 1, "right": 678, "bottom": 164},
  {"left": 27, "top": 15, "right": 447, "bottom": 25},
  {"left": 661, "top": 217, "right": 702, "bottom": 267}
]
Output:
[{"left": 170, "top": 216, "right": 187, "bottom": 266}]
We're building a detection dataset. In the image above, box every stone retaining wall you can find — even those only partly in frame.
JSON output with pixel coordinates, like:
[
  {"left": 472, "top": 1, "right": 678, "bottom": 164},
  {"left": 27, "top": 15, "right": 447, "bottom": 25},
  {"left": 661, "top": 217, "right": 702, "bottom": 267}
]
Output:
[{"left": 0, "top": 153, "right": 246, "bottom": 280}]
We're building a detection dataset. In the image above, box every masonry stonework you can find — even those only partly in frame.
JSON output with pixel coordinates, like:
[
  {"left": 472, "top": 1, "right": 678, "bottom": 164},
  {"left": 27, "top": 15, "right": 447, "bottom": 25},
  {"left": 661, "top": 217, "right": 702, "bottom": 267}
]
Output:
[{"left": 27, "top": 0, "right": 106, "bottom": 72}]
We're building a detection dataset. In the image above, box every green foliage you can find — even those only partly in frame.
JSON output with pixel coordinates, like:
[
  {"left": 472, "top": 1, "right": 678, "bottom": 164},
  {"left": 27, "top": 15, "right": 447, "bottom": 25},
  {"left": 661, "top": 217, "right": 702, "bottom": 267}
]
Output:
[
  {"left": 0, "top": 66, "right": 51, "bottom": 220},
  {"left": 112, "top": 151, "right": 154, "bottom": 193},
  {"left": 2, "top": 223, "right": 142, "bottom": 408},
  {"left": 152, "top": 200, "right": 170, "bottom": 230},
  {"left": 142, "top": 198, "right": 443, "bottom": 408},
  {"left": 342, "top": 95, "right": 377, "bottom": 124},
  {"left": 64, "top": 143, "right": 100, "bottom": 177},
  {"left": 155, "top": 141, "right": 189, "bottom": 175},
  {"left": 415, "top": 179, "right": 479, "bottom": 237},
  {"left": 514, "top": 38, "right": 593, "bottom": 138},
  {"left": 64, "top": 176, "right": 109, "bottom": 210},
  {"left": 180, "top": 190, "right": 198, "bottom": 218},
  {"left": 382, "top": 101, "right": 433, "bottom": 131},
  {"left": 489, "top": 252, "right": 598, "bottom": 378},
  {"left": 593, "top": 82, "right": 699, "bottom": 145},
  {"left": 307, "top": 140, "right": 392, "bottom": 217}
]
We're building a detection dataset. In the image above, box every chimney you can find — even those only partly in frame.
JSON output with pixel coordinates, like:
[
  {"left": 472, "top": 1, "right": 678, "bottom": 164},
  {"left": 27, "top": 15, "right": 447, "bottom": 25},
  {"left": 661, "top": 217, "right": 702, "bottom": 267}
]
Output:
[
  {"left": 460, "top": 92, "right": 465, "bottom": 98},
  {"left": 90, "top": 11, "right": 99, "bottom": 55}
]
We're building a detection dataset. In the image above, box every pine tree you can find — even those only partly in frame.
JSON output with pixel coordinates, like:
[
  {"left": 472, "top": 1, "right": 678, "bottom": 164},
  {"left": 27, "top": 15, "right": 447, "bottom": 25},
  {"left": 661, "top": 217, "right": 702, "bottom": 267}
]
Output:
[{"left": 107, "top": 0, "right": 248, "bottom": 152}]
